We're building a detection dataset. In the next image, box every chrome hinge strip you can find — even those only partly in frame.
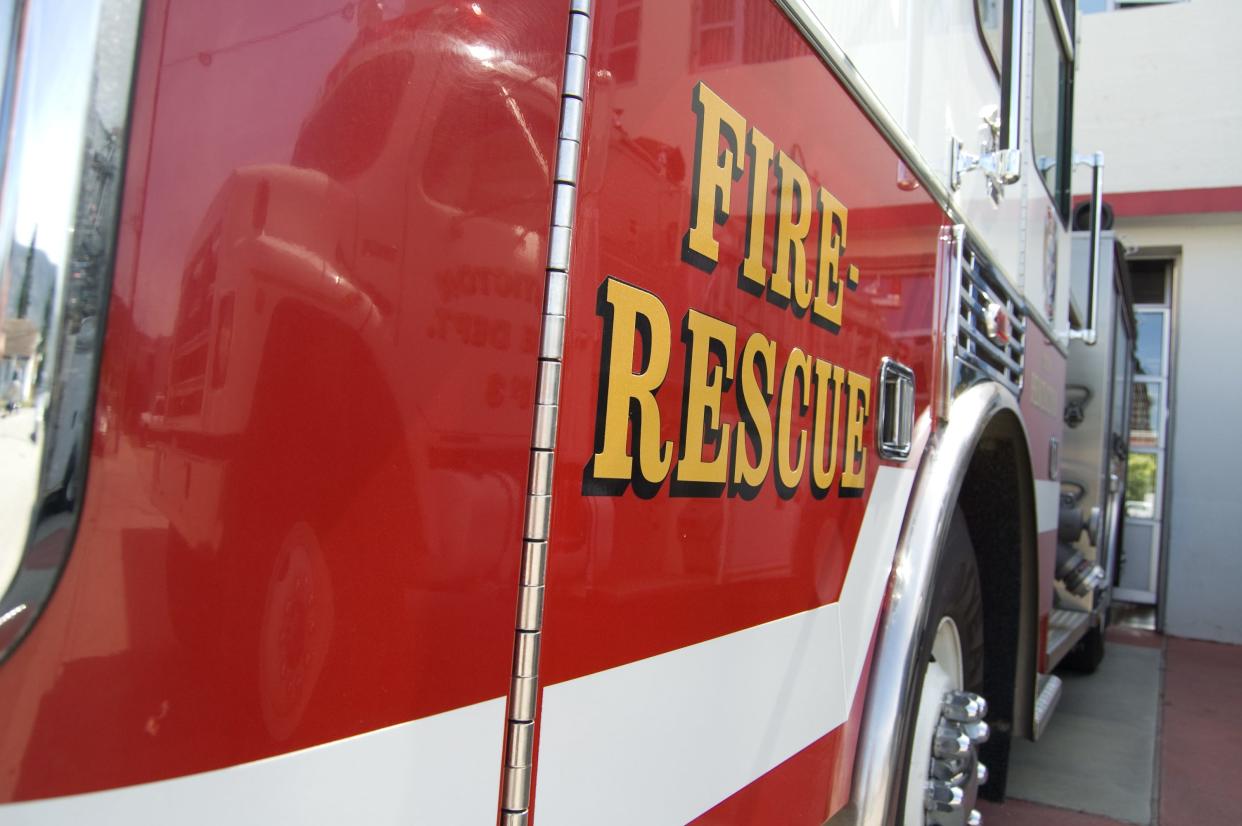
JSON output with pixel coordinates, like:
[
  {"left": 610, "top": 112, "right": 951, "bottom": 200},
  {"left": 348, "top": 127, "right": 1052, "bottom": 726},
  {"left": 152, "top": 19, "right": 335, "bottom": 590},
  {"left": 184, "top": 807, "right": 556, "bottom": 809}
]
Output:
[{"left": 498, "top": 4, "right": 592, "bottom": 824}]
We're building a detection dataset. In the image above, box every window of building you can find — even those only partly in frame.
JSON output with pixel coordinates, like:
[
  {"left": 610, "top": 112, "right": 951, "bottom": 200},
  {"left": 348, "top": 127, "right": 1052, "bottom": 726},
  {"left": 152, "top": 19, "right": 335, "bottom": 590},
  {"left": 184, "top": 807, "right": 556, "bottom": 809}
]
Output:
[
  {"left": 608, "top": 0, "right": 641, "bottom": 85},
  {"left": 690, "top": 0, "right": 805, "bottom": 71}
]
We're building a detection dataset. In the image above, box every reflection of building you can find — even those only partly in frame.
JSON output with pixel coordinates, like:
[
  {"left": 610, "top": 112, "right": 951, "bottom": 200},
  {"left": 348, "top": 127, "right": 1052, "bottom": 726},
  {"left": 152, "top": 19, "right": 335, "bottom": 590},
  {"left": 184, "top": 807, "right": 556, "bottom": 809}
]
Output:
[
  {"left": 0, "top": 317, "right": 39, "bottom": 402},
  {"left": 67, "top": 103, "right": 122, "bottom": 334},
  {"left": 1128, "top": 381, "right": 1154, "bottom": 446}
]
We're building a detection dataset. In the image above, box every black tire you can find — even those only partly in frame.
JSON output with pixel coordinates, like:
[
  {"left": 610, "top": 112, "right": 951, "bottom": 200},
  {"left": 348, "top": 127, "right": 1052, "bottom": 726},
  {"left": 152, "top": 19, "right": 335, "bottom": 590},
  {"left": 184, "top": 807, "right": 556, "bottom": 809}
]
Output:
[
  {"left": 921, "top": 509, "right": 985, "bottom": 693},
  {"left": 1061, "top": 624, "right": 1106, "bottom": 673},
  {"left": 899, "top": 509, "right": 986, "bottom": 823}
]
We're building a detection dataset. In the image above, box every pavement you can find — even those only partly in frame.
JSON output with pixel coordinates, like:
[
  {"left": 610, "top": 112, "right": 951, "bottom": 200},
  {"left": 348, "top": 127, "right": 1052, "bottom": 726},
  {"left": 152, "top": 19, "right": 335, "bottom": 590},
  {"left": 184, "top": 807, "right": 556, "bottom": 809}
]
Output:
[{"left": 978, "top": 628, "right": 1242, "bottom": 825}]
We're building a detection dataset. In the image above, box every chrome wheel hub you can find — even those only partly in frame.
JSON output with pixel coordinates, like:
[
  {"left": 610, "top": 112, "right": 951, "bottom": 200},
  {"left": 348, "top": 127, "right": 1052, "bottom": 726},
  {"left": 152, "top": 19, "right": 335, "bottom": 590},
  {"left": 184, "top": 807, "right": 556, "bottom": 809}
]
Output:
[
  {"left": 925, "top": 689, "right": 989, "bottom": 826},
  {"left": 904, "top": 617, "right": 990, "bottom": 826}
]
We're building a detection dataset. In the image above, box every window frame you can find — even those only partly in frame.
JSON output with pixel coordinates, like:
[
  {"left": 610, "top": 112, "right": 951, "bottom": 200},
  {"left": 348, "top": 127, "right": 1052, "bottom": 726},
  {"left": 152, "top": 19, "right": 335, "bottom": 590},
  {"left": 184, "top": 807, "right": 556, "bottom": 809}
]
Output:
[{"left": 1031, "top": 0, "right": 1076, "bottom": 225}]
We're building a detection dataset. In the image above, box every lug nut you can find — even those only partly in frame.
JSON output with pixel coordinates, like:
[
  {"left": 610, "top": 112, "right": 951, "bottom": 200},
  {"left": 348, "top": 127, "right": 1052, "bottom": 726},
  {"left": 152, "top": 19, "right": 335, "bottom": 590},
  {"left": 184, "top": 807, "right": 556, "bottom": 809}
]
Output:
[
  {"left": 962, "top": 719, "right": 990, "bottom": 745},
  {"left": 933, "top": 723, "right": 972, "bottom": 760},
  {"left": 930, "top": 755, "right": 969, "bottom": 783},
  {"left": 942, "top": 690, "right": 988, "bottom": 722},
  {"left": 925, "top": 779, "right": 964, "bottom": 813},
  {"left": 967, "top": 809, "right": 982, "bottom": 826},
  {"left": 976, "top": 760, "right": 989, "bottom": 785}
]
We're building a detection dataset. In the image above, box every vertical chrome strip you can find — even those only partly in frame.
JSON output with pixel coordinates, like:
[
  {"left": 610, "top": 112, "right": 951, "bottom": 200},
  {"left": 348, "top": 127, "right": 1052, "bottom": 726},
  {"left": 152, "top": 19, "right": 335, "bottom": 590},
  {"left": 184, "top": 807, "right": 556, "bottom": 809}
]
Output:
[
  {"left": 0, "top": 0, "right": 143, "bottom": 660},
  {"left": 937, "top": 225, "right": 965, "bottom": 422},
  {"left": 498, "top": 3, "right": 592, "bottom": 823}
]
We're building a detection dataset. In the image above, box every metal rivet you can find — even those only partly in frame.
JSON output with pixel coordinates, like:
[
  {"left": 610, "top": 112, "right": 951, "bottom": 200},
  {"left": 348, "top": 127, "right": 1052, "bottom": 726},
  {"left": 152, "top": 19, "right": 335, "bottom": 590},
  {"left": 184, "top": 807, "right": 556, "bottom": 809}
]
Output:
[
  {"left": 525, "top": 493, "right": 552, "bottom": 540},
  {"left": 536, "top": 360, "right": 562, "bottom": 406},
  {"left": 560, "top": 97, "right": 584, "bottom": 142},
  {"left": 510, "top": 674, "right": 538, "bottom": 722},
  {"left": 502, "top": 766, "right": 532, "bottom": 812},
  {"left": 544, "top": 270, "right": 569, "bottom": 317},
  {"left": 552, "top": 183, "right": 576, "bottom": 227},
  {"left": 522, "top": 541, "right": 548, "bottom": 586},
  {"left": 507, "top": 721, "right": 535, "bottom": 768},
  {"left": 547, "top": 225, "right": 571, "bottom": 271},
  {"left": 516, "top": 585, "right": 545, "bottom": 631},
  {"left": 568, "top": 12, "right": 591, "bottom": 58},
  {"left": 529, "top": 449, "right": 554, "bottom": 496},
  {"left": 540, "top": 315, "right": 566, "bottom": 360},
  {"left": 514, "top": 631, "right": 540, "bottom": 677},
  {"left": 563, "top": 53, "right": 587, "bottom": 100},
  {"left": 532, "top": 402, "right": 558, "bottom": 450},
  {"left": 500, "top": 808, "right": 529, "bottom": 826},
  {"left": 555, "top": 139, "right": 580, "bottom": 184}
]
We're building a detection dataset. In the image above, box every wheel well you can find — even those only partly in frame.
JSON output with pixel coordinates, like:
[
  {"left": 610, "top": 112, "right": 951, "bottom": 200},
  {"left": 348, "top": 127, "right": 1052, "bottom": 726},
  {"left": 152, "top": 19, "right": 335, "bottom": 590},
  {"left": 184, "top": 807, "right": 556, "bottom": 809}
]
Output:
[{"left": 954, "top": 410, "right": 1038, "bottom": 802}]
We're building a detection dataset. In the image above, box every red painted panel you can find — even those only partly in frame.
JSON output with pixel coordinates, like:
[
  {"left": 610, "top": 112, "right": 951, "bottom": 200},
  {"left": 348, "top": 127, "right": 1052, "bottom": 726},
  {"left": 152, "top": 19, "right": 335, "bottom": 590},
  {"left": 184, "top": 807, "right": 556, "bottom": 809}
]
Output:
[
  {"left": 690, "top": 728, "right": 845, "bottom": 826},
  {"left": 1074, "top": 185, "right": 1242, "bottom": 218},
  {"left": 544, "top": 0, "right": 942, "bottom": 684},
  {"left": 539, "top": 1, "right": 943, "bottom": 821},
  {"left": 0, "top": 0, "right": 566, "bottom": 802}
]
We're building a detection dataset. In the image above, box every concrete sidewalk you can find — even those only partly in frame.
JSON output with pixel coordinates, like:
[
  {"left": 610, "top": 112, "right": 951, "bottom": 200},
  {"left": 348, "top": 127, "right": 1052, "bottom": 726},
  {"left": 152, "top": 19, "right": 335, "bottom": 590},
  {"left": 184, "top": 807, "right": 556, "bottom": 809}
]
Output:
[{"left": 978, "top": 632, "right": 1242, "bottom": 825}]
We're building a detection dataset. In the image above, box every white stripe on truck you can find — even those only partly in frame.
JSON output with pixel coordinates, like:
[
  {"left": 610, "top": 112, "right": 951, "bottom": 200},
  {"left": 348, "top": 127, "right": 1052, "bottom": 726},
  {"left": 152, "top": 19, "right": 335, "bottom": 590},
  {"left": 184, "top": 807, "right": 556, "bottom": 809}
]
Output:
[{"left": 535, "top": 466, "right": 917, "bottom": 825}]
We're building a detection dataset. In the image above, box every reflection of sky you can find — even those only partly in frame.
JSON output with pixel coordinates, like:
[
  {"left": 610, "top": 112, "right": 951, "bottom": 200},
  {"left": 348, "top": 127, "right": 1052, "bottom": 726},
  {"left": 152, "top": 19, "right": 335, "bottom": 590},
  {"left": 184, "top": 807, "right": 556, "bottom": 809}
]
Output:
[
  {"left": 9, "top": 1, "right": 101, "bottom": 267},
  {"left": 1135, "top": 311, "right": 1163, "bottom": 376}
]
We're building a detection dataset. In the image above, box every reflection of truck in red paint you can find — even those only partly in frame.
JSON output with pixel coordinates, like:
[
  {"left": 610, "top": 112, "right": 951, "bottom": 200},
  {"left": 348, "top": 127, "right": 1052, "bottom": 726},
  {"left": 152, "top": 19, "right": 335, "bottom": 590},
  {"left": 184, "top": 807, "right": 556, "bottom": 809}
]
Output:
[{"left": 0, "top": 3, "right": 1133, "bottom": 826}]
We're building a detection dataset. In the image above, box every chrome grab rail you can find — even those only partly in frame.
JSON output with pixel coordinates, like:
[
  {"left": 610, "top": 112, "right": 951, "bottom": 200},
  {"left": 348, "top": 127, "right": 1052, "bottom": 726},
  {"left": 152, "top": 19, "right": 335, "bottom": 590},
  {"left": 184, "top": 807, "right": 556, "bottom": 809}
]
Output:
[
  {"left": 0, "top": 0, "right": 142, "bottom": 660},
  {"left": 1067, "top": 151, "right": 1104, "bottom": 346}
]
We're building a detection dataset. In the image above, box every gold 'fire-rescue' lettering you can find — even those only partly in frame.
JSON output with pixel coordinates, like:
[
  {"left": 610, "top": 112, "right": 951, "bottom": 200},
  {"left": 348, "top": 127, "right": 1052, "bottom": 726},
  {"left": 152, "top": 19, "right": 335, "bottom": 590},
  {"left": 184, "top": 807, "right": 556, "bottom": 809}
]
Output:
[
  {"left": 583, "top": 278, "right": 868, "bottom": 500},
  {"left": 683, "top": 81, "right": 860, "bottom": 328},
  {"left": 582, "top": 81, "right": 880, "bottom": 501}
]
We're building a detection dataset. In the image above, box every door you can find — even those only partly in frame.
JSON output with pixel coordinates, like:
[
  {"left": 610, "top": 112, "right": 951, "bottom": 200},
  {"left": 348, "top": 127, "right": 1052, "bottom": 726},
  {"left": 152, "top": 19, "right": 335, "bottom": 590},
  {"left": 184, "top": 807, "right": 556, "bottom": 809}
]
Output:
[{"left": 1116, "top": 259, "right": 1173, "bottom": 605}]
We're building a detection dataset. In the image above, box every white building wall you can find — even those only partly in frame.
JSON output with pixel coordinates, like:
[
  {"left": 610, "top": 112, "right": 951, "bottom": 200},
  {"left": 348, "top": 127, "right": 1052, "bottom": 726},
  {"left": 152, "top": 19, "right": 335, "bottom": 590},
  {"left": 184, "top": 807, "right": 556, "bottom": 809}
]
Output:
[
  {"left": 1074, "top": 0, "right": 1242, "bottom": 194},
  {"left": 1113, "top": 215, "right": 1242, "bottom": 643}
]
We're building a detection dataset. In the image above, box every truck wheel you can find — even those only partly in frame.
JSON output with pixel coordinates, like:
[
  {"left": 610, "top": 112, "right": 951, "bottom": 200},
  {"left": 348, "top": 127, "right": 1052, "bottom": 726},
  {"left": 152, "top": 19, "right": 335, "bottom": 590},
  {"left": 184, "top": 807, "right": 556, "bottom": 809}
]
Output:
[
  {"left": 901, "top": 510, "right": 989, "bottom": 826},
  {"left": 1061, "top": 625, "right": 1105, "bottom": 673}
]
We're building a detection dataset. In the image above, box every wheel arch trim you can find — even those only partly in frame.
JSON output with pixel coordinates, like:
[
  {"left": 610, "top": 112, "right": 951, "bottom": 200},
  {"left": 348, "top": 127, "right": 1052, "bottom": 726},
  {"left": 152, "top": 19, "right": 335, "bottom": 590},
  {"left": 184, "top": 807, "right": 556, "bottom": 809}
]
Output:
[{"left": 832, "top": 381, "right": 1038, "bottom": 826}]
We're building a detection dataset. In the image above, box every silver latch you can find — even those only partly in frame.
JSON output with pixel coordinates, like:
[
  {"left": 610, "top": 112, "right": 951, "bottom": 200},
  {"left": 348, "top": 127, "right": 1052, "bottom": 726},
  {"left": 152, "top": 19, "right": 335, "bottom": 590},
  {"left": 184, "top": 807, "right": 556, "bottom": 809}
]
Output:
[
  {"left": 950, "top": 107, "right": 1021, "bottom": 204},
  {"left": 877, "top": 358, "right": 916, "bottom": 460}
]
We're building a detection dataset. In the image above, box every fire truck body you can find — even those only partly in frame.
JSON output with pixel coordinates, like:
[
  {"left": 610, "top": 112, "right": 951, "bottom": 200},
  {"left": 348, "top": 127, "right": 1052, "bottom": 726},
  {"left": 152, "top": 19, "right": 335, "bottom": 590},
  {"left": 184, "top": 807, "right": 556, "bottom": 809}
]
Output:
[{"left": 0, "top": 1, "right": 1124, "bottom": 824}]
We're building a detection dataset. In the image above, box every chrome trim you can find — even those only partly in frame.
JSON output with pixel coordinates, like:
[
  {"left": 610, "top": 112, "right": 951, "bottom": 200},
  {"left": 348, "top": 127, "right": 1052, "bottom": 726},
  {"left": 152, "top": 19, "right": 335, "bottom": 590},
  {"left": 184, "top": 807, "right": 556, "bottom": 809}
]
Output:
[
  {"left": 516, "top": 584, "right": 544, "bottom": 631},
  {"left": 773, "top": 2, "right": 1062, "bottom": 360},
  {"left": 1067, "top": 152, "right": 1104, "bottom": 346},
  {"left": 1026, "top": 296, "right": 1066, "bottom": 356},
  {"left": 877, "top": 358, "right": 916, "bottom": 461},
  {"left": 996, "top": 0, "right": 1025, "bottom": 184},
  {"left": 950, "top": 108, "right": 1011, "bottom": 202},
  {"left": 0, "top": 0, "right": 143, "bottom": 661},
  {"left": 498, "top": 4, "right": 592, "bottom": 822},
  {"left": 1032, "top": 673, "right": 1063, "bottom": 740},
  {"left": 955, "top": 243, "right": 1028, "bottom": 398},
  {"left": 1045, "top": 606, "right": 1091, "bottom": 667},
  {"left": 833, "top": 383, "right": 1028, "bottom": 826},
  {"left": 938, "top": 226, "right": 965, "bottom": 422},
  {"left": 1047, "top": 0, "right": 1075, "bottom": 62}
]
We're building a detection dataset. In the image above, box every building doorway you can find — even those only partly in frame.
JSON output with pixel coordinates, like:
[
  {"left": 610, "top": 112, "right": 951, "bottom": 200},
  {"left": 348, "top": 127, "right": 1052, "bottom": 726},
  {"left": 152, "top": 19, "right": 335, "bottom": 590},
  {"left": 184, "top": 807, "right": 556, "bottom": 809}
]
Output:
[{"left": 1115, "top": 257, "right": 1174, "bottom": 606}]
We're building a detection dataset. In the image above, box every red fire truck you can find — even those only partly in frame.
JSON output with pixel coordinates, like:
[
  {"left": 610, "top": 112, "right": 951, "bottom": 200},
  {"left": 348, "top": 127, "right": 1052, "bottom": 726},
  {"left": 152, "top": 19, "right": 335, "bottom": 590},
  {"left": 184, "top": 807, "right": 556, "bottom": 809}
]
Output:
[{"left": 0, "top": 1, "right": 1134, "bottom": 824}]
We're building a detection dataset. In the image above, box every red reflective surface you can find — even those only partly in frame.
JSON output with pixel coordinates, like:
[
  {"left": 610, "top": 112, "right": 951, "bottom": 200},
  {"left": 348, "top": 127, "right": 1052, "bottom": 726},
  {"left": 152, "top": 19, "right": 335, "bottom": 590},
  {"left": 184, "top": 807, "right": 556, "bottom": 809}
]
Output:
[
  {"left": 538, "top": 2, "right": 943, "bottom": 820},
  {"left": 544, "top": 0, "right": 941, "bottom": 682},
  {"left": 0, "top": 0, "right": 564, "bottom": 802}
]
